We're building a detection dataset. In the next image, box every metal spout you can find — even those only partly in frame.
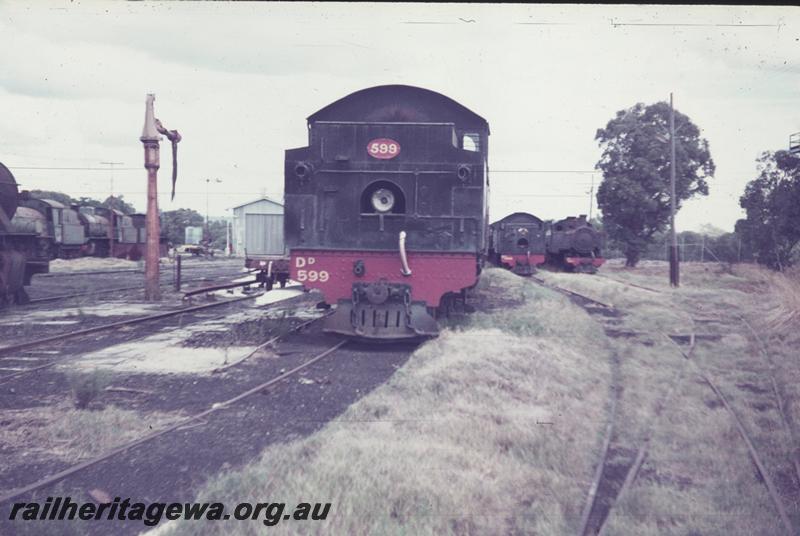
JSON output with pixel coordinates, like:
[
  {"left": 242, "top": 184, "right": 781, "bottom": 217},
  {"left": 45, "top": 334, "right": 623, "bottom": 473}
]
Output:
[{"left": 140, "top": 94, "right": 162, "bottom": 142}]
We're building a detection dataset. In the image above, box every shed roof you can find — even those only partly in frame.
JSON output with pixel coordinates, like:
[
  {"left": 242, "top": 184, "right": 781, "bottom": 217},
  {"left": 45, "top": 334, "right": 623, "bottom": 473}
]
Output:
[
  {"left": 40, "top": 199, "right": 67, "bottom": 209},
  {"left": 230, "top": 196, "right": 284, "bottom": 211}
]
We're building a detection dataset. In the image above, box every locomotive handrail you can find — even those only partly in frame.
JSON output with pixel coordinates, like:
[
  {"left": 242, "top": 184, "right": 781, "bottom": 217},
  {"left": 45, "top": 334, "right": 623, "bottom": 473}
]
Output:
[{"left": 399, "top": 231, "right": 412, "bottom": 276}]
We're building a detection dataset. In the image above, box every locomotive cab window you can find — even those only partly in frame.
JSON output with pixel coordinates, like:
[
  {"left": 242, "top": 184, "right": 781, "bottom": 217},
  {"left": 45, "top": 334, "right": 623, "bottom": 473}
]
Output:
[{"left": 462, "top": 133, "right": 481, "bottom": 152}]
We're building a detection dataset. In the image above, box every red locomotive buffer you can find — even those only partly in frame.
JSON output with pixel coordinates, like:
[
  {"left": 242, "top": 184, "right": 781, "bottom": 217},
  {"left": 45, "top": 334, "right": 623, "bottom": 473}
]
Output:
[{"left": 285, "top": 85, "right": 489, "bottom": 340}]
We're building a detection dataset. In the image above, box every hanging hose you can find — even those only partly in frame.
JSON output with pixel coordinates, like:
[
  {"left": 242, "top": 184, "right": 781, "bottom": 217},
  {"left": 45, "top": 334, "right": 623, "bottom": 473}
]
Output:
[{"left": 155, "top": 118, "right": 182, "bottom": 200}]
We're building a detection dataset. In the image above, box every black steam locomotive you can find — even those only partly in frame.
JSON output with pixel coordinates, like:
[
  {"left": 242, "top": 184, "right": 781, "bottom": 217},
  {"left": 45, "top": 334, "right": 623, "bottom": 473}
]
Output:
[
  {"left": 15, "top": 200, "right": 152, "bottom": 261},
  {"left": 546, "top": 215, "right": 605, "bottom": 273},
  {"left": 285, "top": 85, "right": 489, "bottom": 340},
  {"left": 488, "top": 212, "right": 546, "bottom": 276},
  {"left": 0, "top": 163, "right": 50, "bottom": 305},
  {"left": 489, "top": 213, "right": 605, "bottom": 274}
]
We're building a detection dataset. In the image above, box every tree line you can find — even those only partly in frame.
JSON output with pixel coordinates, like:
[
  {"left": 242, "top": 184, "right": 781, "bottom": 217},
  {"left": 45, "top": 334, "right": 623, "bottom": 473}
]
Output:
[{"left": 594, "top": 103, "right": 800, "bottom": 270}]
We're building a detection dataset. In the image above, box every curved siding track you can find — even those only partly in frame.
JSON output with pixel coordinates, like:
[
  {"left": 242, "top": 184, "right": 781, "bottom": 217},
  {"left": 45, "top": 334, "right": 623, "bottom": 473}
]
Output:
[{"left": 530, "top": 275, "right": 798, "bottom": 536}]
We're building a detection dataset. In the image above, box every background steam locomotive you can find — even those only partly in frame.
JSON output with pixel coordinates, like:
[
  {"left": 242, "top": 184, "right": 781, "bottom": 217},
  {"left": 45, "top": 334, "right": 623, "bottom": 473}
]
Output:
[
  {"left": 285, "top": 85, "right": 489, "bottom": 340},
  {"left": 17, "top": 200, "right": 159, "bottom": 262},
  {"left": 0, "top": 163, "right": 50, "bottom": 305},
  {"left": 489, "top": 212, "right": 605, "bottom": 274}
]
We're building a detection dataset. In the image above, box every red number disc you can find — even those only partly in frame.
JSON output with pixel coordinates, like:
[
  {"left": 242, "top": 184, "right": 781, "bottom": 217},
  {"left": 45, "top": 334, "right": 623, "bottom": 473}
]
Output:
[{"left": 367, "top": 138, "right": 401, "bottom": 159}]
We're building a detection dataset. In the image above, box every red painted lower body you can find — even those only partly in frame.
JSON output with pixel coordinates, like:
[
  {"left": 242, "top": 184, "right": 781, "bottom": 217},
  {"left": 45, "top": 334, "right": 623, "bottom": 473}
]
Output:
[
  {"left": 290, "top": 250, "right": 478, "bottom": 307},
  {"left": 500, "top": 254, "right": 545, "bottom": 270}
]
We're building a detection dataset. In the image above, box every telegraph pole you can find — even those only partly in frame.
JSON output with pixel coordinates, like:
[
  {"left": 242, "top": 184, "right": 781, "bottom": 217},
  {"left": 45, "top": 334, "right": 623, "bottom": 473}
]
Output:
[
  {"left": 669, "top": 93, "right": 680, "bottom": 287},
  {"left": 206, "top": 178, "right": 211, "bottom": 241},
  {"left": 100, "top": 161, "right": 123, "bottom": 258},
  {"left": 140, "top": 94, "right": 162, "bottom": 301},
  {"left": 588, "top": 173, "right": 594, "bottom": 221}
]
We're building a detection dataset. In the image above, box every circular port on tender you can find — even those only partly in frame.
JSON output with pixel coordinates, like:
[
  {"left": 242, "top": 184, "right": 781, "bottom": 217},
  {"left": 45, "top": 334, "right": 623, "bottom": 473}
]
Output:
[{"left": 371, "top": 188, "right": 395, "bottom": 213}]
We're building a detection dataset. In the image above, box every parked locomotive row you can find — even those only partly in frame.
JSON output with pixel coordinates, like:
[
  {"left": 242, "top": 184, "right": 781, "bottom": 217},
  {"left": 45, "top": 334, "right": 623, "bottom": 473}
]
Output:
[
  {"left": 4, "top": 85, "right": 605, "bottom": 338},
  {"left": 488, "top": 212, "right": 605, "bottom": 275},
  {"left": 280, "top": 84, "right": 606, "bottom": 341},
  {"left": 0, "top": 162, "right": 173, "bottom": 305}
]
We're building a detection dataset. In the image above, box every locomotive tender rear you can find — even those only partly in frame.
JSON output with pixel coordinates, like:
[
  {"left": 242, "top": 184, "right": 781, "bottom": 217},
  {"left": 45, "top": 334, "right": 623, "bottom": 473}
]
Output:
[
  {"left": 285, "top": 85, "right": 489, "bottom": 340},
  {"left": 488, "top": 212, "right": 546, "bottom": 276},
  {"left": 0, "top": 163, "right": 50, "bottom": 306}
]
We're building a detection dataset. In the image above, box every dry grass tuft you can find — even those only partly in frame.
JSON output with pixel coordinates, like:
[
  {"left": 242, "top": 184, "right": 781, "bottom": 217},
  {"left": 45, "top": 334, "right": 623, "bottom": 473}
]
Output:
[
  {"left": 0, "top": 400, "right": 183, "bottom": 479},
  {"left": 741, "top": 266, "right": 800, "bottom": 339}
]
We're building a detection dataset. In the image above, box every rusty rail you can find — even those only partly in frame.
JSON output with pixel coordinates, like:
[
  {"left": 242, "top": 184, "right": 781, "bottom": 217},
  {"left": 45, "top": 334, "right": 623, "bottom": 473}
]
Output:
[
  {"left": 182, "top": 278, "right": 258, "bottom": 298},
  {"left": 0, "top": 293, "right": 261, "bottom": 358},
  {"left": 0, "top": 338, "right": 346, "bottom": 505}
]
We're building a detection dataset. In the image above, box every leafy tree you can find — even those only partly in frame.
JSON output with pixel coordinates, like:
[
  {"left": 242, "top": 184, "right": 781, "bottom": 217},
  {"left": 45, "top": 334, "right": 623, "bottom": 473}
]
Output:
[
  {"left": 28, "top": 191, "right": 136, "bottom": 215},
  {"left": 75, "top": 196, "right": 104, "bottom": 207},
  {"left": 706, "top": 232, "right": 751, "bottom": 264},
  {"left": 595, "top": 101, "right": 715, "bottom": 266},
  {"left": 29, "top": 190, "right": 74, "bottom": 207},
  {"left": 736, "top": 151, "right": 800, "bottom": 270},
  {"left": 207, "top": 219, "right": 229, "bottom": 250},
  {"left": 102, "top": 195, "right": 136, "bottom": 215},
  {"left": 160, "top": 208, "right": 205, "bottom": 246}
]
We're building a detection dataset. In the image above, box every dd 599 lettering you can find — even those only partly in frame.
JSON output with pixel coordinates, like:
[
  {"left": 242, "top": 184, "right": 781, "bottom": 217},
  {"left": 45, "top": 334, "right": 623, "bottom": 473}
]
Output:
[{"left": 294, "top": 257, "right": 329, "bottom": 283}]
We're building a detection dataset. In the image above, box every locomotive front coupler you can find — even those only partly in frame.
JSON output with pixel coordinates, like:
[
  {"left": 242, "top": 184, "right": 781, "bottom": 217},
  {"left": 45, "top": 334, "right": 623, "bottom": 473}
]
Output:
[{"left": 324, "top": 280, "right": 438, "bottom": 341}]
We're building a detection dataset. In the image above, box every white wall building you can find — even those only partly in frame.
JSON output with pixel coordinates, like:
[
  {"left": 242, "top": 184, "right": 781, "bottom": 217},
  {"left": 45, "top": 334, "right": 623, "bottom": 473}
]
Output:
[{"left": 230, "top": 197, "right": 284, "bottom": 257}]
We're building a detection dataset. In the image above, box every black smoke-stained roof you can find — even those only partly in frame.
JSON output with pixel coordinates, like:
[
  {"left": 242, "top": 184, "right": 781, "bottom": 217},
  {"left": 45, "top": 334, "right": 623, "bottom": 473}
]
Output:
[
  {"left": 491, "top": 212, "right": 544, "bottom": 227},
  {"left": 307, "top": 85, "right": 489, "bottom": 132}
]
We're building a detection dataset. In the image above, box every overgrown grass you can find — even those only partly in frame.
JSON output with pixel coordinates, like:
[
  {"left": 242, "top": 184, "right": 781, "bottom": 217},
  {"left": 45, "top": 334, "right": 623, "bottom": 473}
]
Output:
[
  {"left": 154, "top": 263, "right": 800, "bottom": 535},
  {"left": 66, "top": 368, "right": 110, "bottom": 409},
  {"left": 160, "top": 268, "right": 614, "bottom": 535},
  {"left": 577, "top": 261, "right": 798, "bottom": 535}
]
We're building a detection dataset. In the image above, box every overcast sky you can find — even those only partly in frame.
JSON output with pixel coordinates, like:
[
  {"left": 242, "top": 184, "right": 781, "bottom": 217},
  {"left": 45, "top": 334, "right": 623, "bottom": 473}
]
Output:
[{"left": 2, "top": 2, "right": 797, "bottom": 232}]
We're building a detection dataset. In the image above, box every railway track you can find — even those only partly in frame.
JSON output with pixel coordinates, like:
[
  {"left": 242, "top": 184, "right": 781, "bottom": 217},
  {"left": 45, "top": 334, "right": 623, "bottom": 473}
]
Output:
[
  {"left": 535, "top": 275, "right": 798, "bottom": 535},
  {"left": 0, "top": 319, "right": 344, "bottom": 506},
  {"left": 529, "top": 274, "right": 615, "bottom": 311},
  {"left": 0, "top": 292, "right": 266, "bottom": 383},
  {"left": 38, "top": 258, "right": 231, "bottom": 279},
  {"left": 527, "top": 276, "right": 628, "bottom": 536},
  {"left": 25, "top": 269, "right": 256, "bottom": 306},
  {"left": 593, "top": 273, "right": 662, "bottom": 294}
]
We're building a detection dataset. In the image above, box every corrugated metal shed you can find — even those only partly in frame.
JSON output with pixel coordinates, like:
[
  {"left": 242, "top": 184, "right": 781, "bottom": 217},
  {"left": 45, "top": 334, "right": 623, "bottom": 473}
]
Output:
[{"left": 231, "top": 197, "right": 284, "bottom": 256}]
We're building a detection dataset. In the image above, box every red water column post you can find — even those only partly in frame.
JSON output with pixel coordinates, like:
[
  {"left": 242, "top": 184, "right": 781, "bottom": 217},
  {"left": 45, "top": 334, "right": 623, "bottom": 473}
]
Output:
[{"left": 140, "top": 94, "right": 162, "bottom": 301}]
